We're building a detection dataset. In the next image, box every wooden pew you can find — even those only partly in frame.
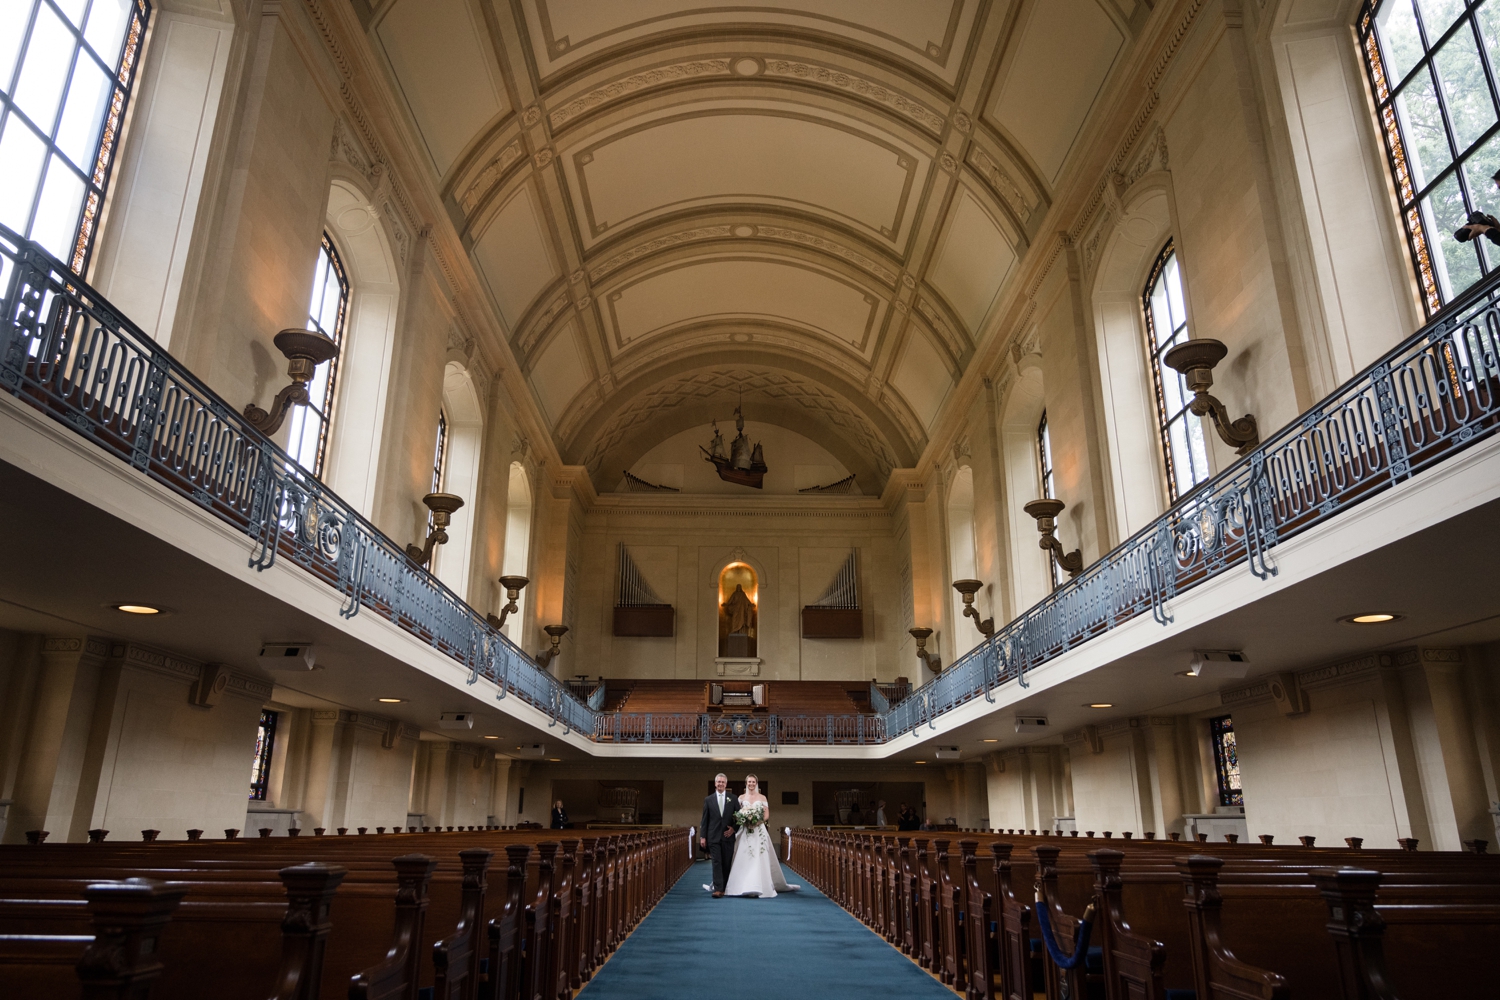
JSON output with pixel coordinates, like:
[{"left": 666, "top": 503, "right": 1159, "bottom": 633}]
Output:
[{"left": 0, "top": 827, "right": 690, "bottom": 1000}]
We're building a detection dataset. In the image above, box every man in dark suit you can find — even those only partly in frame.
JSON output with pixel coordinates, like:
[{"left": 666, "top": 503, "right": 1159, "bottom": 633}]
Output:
[{"left": 699, "top": 772, "right": 738, "bottom": 897}]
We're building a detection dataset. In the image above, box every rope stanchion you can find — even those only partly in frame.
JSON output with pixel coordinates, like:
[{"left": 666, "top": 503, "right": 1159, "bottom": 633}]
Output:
[{"left": 1035, "top": 893, "right": 1096, "bottom": 970}]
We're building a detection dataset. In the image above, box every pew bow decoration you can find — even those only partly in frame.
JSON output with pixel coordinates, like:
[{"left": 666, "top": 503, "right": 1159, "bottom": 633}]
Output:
[{"left": 1034, "top": 894, "right": 1097, "bottom": 970}]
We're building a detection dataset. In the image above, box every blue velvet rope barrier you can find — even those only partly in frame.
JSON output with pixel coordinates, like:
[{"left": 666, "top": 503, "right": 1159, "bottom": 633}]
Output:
[{"left": 1034, "top": 894, "right": 1096, "bottom": 970}]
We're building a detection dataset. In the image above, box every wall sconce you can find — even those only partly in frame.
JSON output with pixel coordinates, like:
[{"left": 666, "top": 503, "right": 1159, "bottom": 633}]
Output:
[
  {"left": 486, "top": 575, "right": 529, "bottom": 629},
  {"left": 534, "top": 625, "right": 569, "bottom": 669},
  {"left": 243, "top": 329, "right": 340, "bottom": 435},
  {"left": 951, "top": 580, "right": 994, "bottom": 637},
  {"left": 1162, "top": 339, "right": 1259, "bottom": 455},
  {"left": 405, "top": 492, "right": 464, "bottom": 567},
  {"left": 1023, "top": 498, "right": 1083, "bottom": 578},
  {"left": 909, "top": 627, "right": 942, "bottom": 674}
]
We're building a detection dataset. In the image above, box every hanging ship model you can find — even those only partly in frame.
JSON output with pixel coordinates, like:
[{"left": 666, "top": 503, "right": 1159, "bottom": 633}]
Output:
[{"left": 700, "top": 405, "right": 767, "bottom": 488}]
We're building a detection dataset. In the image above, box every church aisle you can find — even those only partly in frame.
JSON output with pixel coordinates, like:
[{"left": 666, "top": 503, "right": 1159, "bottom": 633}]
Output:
[{"left": 579, "top": 859, "right": 955, "bottom": 999}]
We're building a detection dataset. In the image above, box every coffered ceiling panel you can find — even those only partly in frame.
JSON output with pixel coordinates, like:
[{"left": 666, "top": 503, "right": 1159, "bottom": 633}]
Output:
[
  {"left": 375, "top": 0, "right": 509, "bottom": 176},
  {"left": 987, "top": 0, "right": 1123, "bottom": 184},
  {"left": 565, "top": 104, "right": 927, "bottom": 248},
  {"left": 521, "top": 0, "right": 979, "bottom": 86},
  {"left": 927, "top": 188, "right": 1018, "bottom": 336},
  {"left": 890, "top": 331, "right": 953, "bottom": 432},
  {"left": 470, "top": 183, "right": 559, "bottom": 330},
  {"left": 600, "top": 255, "right": 882, "bottom": 358},
  {"left": 529, "top": 319, "right": 592, "bottom": 427}
]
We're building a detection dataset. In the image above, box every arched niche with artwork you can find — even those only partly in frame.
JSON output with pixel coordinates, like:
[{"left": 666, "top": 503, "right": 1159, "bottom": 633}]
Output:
[
  {"left": 707, "top": 551, "right": 770, "bottom": 677},
  {"left": 718, "top": 562, "right": 758, "bottom": 659}
]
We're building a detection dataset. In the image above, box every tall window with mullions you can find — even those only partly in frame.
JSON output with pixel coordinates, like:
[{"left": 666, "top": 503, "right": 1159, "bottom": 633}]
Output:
[
  {"left": 1359, "top": 0, "right": 1500, "bottom": 314},
  {"left": 0, "top": 0, "right": 150, "bottom": 274},
  {"left": 285, "top": 233, "right": 349, "bottom": 477},
  {"left": 1143, "top": 242, "right": 1211, "bottom": 502}
]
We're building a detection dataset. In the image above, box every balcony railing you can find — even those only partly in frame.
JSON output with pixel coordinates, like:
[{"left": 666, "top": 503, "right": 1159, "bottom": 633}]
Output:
[
  {"left": 4, "top": 225, "right": 1498, "bottom": 750},
  {"left": 885, "top": 263, "right": 1500, "bottom": 739},
  {"left": 0, "top": 224, "right": 593, "bottom": 736}
]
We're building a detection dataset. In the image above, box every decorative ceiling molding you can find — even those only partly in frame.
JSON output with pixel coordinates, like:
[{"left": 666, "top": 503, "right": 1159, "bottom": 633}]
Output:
[
  {"left": 548, "top": 59, "right": 736, "bottom": 130},
  {"left": 587, "top": 225, "right": 735, "bottom": 282},
  {"left": 966, "top": 142, "right": 1038, "bottom": 224},
  {"left": 459, "top": 139, "right": 525, "bottom": 215},
  {"left": 587, "top": 222, "right": 900, "bottom": 288},
  {"left": 760, "top": 58, "right": 947, "bottom": 134}
]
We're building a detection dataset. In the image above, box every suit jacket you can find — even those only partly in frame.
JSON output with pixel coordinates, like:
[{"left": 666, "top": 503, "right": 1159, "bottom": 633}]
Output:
[{"left": 700, "top": 791, "right": 739, "bottom": 844}]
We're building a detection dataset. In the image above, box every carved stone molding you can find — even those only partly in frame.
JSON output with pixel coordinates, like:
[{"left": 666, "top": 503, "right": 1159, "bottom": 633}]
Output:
[
  {"left": 588, "top": 226, "right": 734, "bottom": 282},
  {"left": 1220, "top": 651, "right": 1392, "bottom": 705},
  {"left": 966, "top": 144, "right": 1035, "bottom": 221},
  {"left": 459, "top": 140, "right": 524, "bottom": 215},
  {"left": 761, "top": 59, "right": 946, "bottom": 134},
  {"left": 548, "top": 59, "right": 734, "bottom": 130}
]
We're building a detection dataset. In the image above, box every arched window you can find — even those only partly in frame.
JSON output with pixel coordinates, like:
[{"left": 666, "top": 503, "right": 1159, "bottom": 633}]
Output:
[
  {"left": 0, "top": 0, "right": 149, "bottom": 273},
  {"left": 1143, "top": 243, "right": 1210, "bottom": 501},
  {"left": 1358, "top": 0, "right": 1500, "bottom": 313},
  {"left": 499, "top": 461, "right": 532, "bottom": 644},
  {"left": 435, "top": 363, "right": 484, "bottom": 600},
  {"left": 286, "top": 233, "right": 348, "bottom": 476},
  {"left": 1035, "top": 411, "right": 1060, "bottom": 590}
]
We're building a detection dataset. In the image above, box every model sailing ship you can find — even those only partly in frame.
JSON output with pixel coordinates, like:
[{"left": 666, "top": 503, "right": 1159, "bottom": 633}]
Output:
[{"left": 700, "top": 405, "right": 767, "bottom": 488}]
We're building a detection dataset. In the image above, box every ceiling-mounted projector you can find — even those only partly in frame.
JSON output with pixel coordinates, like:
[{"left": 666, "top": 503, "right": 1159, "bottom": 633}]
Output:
[
  {"left": 257, "top": 643, "right": 315, "bottom": 670},
  {"left": 438, "top": 712, "right": 474, "bottom": 729},
  {"left": 1015, "top": 716, "right": 1048, "bottom": 733},
  {"left": 1189, "top": 649, "right": 1250, "bottom": 680}
]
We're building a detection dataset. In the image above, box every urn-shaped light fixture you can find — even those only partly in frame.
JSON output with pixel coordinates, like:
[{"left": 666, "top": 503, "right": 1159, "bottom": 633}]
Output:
[
  {"left": 487, "top": 575, "right": 530, "bottom": 630},
  {"left": 405, "top": 492, "right": 465, "bottom": 567},
  {"left": 951, "top": 579, "right": 994, "bottom": 637},
  {"left": 243, "top": 329, "right": 340, "bottom": 436},
  {"left": 1023, "top": 497, "right": 1083, "bottom": 578},
  {"left": 1162, "top": 338, "right": 1259, "bottom": 455},
  {"left": 909, "top": 626, "right": 942, "bottom": 674},
  {"left": 534, "top": 624, "right": 570, "bottom": 669}
]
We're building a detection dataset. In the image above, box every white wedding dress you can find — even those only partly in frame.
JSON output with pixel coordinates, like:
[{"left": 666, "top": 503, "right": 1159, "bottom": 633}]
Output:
[{"left": 722, "top": 796, "right": 800, "bottom": 897}]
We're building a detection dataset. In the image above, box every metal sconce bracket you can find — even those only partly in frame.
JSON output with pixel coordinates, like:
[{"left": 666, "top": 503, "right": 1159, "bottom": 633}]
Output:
[
  {"left": 1163, "top": 339, "right": 1259, "bottom": 455},
  {"left": 534, "top": 625, "right": 569, "bottom": 669},
  {"left": 909, "top": 627, "right": 942, "bottom": 674},
  {"left": 405, "top": 492, "right": 464, "bottom": 567},
  {"left": 243, "top": 329, "right": 340, "bottom": 436},
  {"left": 1023, "top": 498, "right": 1083, "bottom": 578},
  {"left": 487, "top": 575, "right": 529, "bottom": 630},
  {"left": 951, "top": 579, "right": 994, "bottom": 637}
]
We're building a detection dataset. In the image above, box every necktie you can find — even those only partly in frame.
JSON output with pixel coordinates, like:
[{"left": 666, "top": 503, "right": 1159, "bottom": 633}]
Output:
[{"left": 718, "top": 793, "right": 724, "bottom": 814}]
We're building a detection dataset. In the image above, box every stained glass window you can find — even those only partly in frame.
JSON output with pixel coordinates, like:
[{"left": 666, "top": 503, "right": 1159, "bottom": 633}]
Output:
[
  {"left": 0, "top": 0, "right": 150, "bottom": 274},
  {"left": 1036, "top": 410, "right": 1060, "bottom": 590},
  {"left": 1210, "top": 714, "right": 1243, "bottom": 807},
  {"left": 1143, "top": 243, "right": 1211, "bottom": 502},
  {"left": 1358, "top": 0, "right": 1500, "bottom": 314},
  {"left": 249, "top": 708, "right": 278, "bottom": 801},
  {"left": 285, "top": 233, "right": 348, "bottom": 476}
]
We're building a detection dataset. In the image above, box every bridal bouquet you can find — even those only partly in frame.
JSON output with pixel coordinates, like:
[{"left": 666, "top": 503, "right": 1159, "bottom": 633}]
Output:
[{"left": 734, "top": 801, "right": 766, "bottom": 830}]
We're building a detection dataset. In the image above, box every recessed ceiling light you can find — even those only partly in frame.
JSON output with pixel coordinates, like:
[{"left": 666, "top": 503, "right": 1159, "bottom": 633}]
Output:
[
  {"left": 1087, "top": 703, "right": 1114, "bottom": 709},
  {"left": 548, "top": 758, "right": 561, "bottom": 762},
  {"left": 914, "top": 760, "right": 927, "bottom": 764},
  {"left": 483, "top": 735, "right": 499, "bottom": 740},
  {"left": 114, "top": 604, "right": 161, "bottom": 615},
  {"left": 1340, "top": 613, "right": 1402, "bottom": 624},
  {"left": 1175, "top": 670, "right": 1197, "bottom": 678},
  {"left": 377, "top": 697, "right": 403, "bottom": 704},
  {"left": 982, "top": 738, "right": 999, "bottom": 743}
]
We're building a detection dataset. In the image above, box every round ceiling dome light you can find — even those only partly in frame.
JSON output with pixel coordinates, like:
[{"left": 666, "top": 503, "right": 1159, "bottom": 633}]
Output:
[
  {"left": 377, "top": 697, "right": 403, "bottom": 704},
  {"left": 114, "top": 603, "right": 162, "bottom": 615},
  {"left": 1339, "top": 613, "right": 1403, "bottom": 624},
  {"left": 1087, "top": 703, "right": 1114, "bottom": 709}
]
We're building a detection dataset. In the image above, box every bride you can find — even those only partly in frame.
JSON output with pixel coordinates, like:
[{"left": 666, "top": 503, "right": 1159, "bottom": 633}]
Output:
[{"left": 723, "top": 774, "right": 800, "bottom": 897}]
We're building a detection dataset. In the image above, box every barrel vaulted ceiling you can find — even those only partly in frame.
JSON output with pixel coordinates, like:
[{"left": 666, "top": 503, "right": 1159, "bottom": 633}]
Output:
[{"left": 359, "top": 0, "right": 1140, "bottom": 491}]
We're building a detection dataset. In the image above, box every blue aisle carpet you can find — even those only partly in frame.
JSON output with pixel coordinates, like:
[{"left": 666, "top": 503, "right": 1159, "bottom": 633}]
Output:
[{"left": 578, "top": 860, "right": 955, "bottom": 1000}]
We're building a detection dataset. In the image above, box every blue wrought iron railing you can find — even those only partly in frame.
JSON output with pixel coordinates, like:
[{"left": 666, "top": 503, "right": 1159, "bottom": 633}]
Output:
[
  {"left": 0, "top": 224, "right": 594, "bottom": 735},
  {"left": 4, "top": 224, "right": 1498, "bottom": 749},
  {"left": 885, "top": 265, "right": 1500, "bottom": 739}
]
